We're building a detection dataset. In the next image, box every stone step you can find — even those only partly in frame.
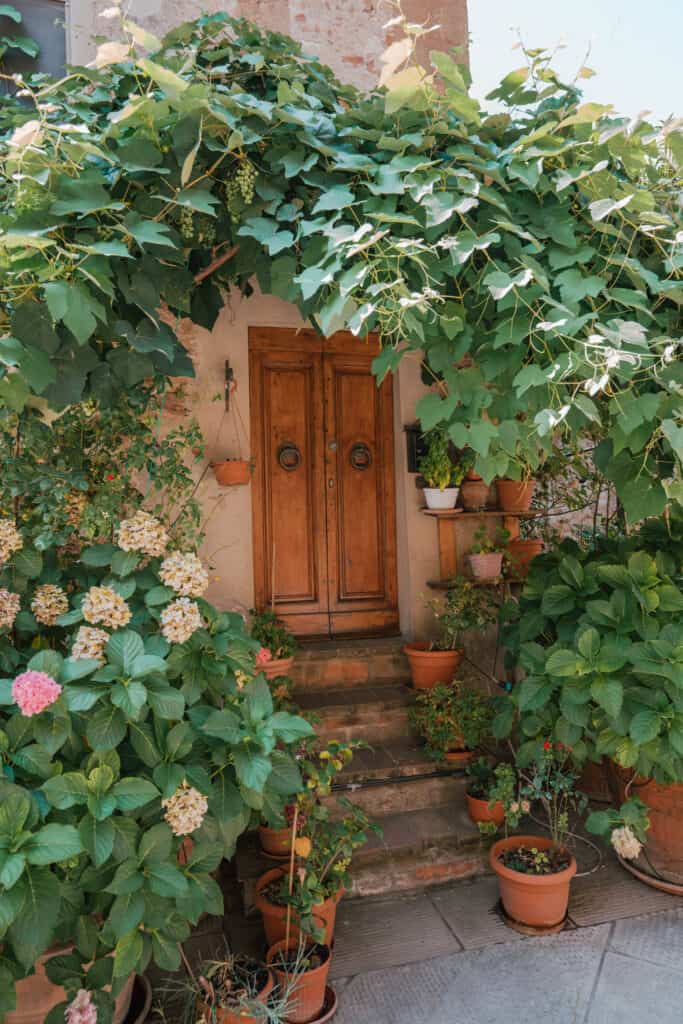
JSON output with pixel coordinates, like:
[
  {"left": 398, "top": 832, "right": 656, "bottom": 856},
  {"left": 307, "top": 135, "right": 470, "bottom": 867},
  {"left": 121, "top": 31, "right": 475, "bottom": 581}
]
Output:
[
  {"left": 291, "top": 638, "right": 411, "bottom": 690},
  {"left": 296, "top": 682, "right": 413, "bottom": 744}
]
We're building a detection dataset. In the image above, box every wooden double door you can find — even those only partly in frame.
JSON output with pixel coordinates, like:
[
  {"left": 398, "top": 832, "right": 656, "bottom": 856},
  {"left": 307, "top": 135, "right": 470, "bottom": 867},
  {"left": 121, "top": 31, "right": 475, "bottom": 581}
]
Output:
[{"left": 249, "top": 328, "right": 399, "bottom": 637}]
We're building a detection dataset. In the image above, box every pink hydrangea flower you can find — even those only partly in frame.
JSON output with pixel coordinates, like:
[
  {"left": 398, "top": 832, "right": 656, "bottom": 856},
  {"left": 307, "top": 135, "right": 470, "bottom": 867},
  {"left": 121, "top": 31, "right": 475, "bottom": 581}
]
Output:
[
  {"left": 12, "top": 670, "right": 62, "bottom": 716},
  {"left": 255, "top": 646, "right": 272, "bottom": 666},
  {"left": 65, "top": 989, "right": 97, "bottom": 1024}
]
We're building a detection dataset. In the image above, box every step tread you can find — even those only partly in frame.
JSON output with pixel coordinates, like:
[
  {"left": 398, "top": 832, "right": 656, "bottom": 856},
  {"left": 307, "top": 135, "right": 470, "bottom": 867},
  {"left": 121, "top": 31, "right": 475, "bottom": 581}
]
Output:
[
  {"left": 338, "top": 739, "right": 460, "bottom": 784},
  {"left": 295, "top": 637, "right": 406, "bottom": 658},
  {"left": 354, "top": 802, "right": 481, "bottom": 860},
  {"left": 295, "top": 682, "right": 412, "bottom": 713}
]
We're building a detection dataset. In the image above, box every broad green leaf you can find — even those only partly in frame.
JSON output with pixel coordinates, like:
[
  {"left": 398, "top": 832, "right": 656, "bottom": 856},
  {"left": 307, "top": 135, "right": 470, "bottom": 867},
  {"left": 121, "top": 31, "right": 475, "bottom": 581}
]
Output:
[{"left": 24, "top": 824, "right": 83, "bottom": 865}]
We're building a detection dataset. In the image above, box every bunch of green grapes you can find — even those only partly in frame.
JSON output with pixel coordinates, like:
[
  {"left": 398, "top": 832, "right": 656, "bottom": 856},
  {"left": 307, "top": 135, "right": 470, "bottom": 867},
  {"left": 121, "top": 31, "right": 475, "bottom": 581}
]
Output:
[
  {"left": 179, "top": 206, "right": 194, "bottom": 241},
  {"left": 224, "top": 157, "right": 257, "bottom": 220},
  {"left": 14, "top": 179, "right": 52, "bottom": 215}
]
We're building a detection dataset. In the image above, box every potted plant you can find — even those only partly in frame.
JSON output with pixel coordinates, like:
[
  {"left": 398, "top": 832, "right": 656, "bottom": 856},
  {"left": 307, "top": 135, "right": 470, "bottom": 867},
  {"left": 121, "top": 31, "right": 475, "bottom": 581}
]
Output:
[
  {"left": 266, "top": 938, "right": 331, "bottom": 1024},
  {"left": 490, "top": 742, "right": 586, "bottom": 928},
  {"left": 468, "top": 525, "right": 509, "bottom": 581},
  {"left": 250, "top": 608, "right": 297, "bottom": 678},
  {"left": 404, "top": 582, "right": 498, "bottom": 689},
  {"left": 418, "top": 428, "right": 464, "bottom": 510},
  {"left": 464, "top": 757, "right": 506, "bottom": 827},
  {"left": 194, "top": 954, "right": 276, "bottom": 1024},
  {"left": 409, "top": 681, "right": 494, "bottom": 763},
  {"left": 506, "top": 521, "right": 544, "bottom": 579},
  {"left": 211, "top": 457, "right": 253, "bottom": 486},
  {"left": 496, "top": 460, "right": 537, "bottom": 512}
]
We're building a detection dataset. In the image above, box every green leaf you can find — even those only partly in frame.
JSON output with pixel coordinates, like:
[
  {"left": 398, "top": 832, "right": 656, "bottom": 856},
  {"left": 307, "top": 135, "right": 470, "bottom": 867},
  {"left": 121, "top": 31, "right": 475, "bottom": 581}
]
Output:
[
  {"left": 86, "top": 705, "right": 127, "bottom": 751},
  {"left": 145, "top": 586, "right": 174, "bottom": 607},
  {"left": 0, "top": 6, "right": 22, "bottom": 22},
  {"left": 138, "top": 823, "right": 172, "bottom": 863},
  {"left": 137, "top": 58, "right": 189, "bottom": 101},
  {"left": 146, "top": 862, "right": 188, "bottom": 898},
  {"left": 146, "top": 686, "right": 185, "bottom": 720},
  {"left": 245, "top": 675, "right": 272, "bottom": 721},
  {"left": 13, "top": 548, "right": 42, "bottom": 578},
  {"left": 25, "top": 824, "right": 83, "bottom": 865},
  {"left": 79, "top": 814, "right": 115, "bottom": 867},
  {"left": 107, "top": 630, "right": 144, "bottom": 673},
  {"left": 269, "top": 712, "right": 314, "bottom": 743},
  {"left": 541, "top": 585, "right": 575, "bottom": 617},
  {"left": 312, "top": 186, "right": 355, "bottom": 214},
  {"left": 111, "top": 778, "right": 159, "bottom": 811},
  {"left": 42, "top": 772, "right": 89, "bottom": 809},
  {"left": 81, "top": 544, "right": 117, "bottom": 567},
  {"left": 233, "top": 749, "right": 272, "bottom": 792},
  {"left": 590, "top": 678, "right": 624, "bottom": 719},
  {"left": 108, "top": 892, "right": 145, "bottom": 938},
  {"left": 577, "top": 628, "right": 600, "bottom": 662},
  {"left": 111, "top": 551, "right": 140, "bottom": 577},
  {"left": 113, "top": 929, "right": 143, "bottom": 978},
  {"left": 545, "top": 649, "right": 580, "bottom": 677},
  {"left": 8, "top": 867, "right": 61, "bottom": 968},
  {"left": 59, "top": 657, "right": 100, "bottom": 683},
  {"left": 630, "top": 710, "right": 661, "bottom": 745},
  {"left": 129, "top": 654, "right": 167, "bottom": 679}
]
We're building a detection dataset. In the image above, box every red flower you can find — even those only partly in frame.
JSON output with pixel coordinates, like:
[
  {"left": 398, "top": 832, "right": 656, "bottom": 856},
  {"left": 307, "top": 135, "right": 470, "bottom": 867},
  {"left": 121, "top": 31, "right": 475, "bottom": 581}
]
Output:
[
  {"left": 543, "top": 740, "right": 552, "bottom": 750},
  {"left": 107, "top": 473, "right": 115, "bottom": 481}
]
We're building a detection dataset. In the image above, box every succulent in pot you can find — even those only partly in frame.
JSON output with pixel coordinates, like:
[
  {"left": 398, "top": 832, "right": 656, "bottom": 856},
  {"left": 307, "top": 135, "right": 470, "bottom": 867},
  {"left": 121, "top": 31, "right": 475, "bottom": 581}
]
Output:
[
  {"left": 404, "top": 582, "right": 499, "bottom": 689},
  {"left": 418, "top": 428, "right": 464, "bottom": 510},
  {"left": 468, "top": 525, "right": 509, "bottom": 581},
  {"left": 490, "top": 742, "right": 586, "bottom": 928},
  {"left": 409, "top": 682, "right": 494, "bottom": 763},
  {"left": 250, "top": 608, "right": 297, "bottom": 678},
  {"left": 267, "top": 938, "right": 331, "bottom": 1024}
]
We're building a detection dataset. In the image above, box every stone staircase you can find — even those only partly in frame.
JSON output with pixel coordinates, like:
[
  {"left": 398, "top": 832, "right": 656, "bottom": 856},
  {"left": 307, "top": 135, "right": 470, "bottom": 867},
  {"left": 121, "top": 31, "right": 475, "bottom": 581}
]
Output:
[{"left": 235, "top": 639, "right": 493, "bottom": 913}]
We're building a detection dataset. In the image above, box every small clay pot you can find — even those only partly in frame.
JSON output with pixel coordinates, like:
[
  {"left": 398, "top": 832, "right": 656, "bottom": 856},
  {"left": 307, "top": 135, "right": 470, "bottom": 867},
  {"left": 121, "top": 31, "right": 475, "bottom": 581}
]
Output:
[
  {"left": 424, "top": 486, "right": 459, "bottom": 510},
  {"left": 466, "top": 792, "right": 505, "bottom": 827},
  {"left": 259, "top": 824, "right": 292, "bottom": 859},
  {"left": 445, "top": 749, "right": 473, "bottom": 765},
  {"left": 211, "top": 459, "right": 252, "bottom": 486},
  {"left": 490, "top": 835, "right": 576, "bottom": 928},
  {"left": 496, "top": 478, "right": 535, "bottom": 512},
  {"left": 465, "top": 469, "right": 483, "bottom": 481},
  {"left": 267, "top": 940, "right": 331, "bottom": 1024},
  {"left": 506, "top": 538, "right": 544, "bottom": 578},
  {"left": 196, "top": 968, "right": 273, "bottom": 1024},
  {"left": 254, "top": 868, "right": 342, "bottom": 947},
  {"left": 460, "top": 479, "right": 490, "bottom": 510},
  {"left": 468, "top": 551, "right": 503, "bottom": 580},
  {"left": 260, "top": 656, "right": 294, "bottom": 680},
  {"left": 403, "top": 642, "right": 463, "bottom": 690}
]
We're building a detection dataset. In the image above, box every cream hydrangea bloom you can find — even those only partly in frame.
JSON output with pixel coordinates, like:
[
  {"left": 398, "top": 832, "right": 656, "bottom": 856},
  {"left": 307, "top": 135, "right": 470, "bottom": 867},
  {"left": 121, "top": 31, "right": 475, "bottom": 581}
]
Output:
[
  {"left": 160, "top": 597, "right": 202, "bottom": 643},
  {"left": 610, "top": 826, "right": 643, "bottom": 861},
  {"left": 71, "top": 626, "right": 109, "bottom": 663},
  {"left": 115, "top": 510, "right": 169, "bottom": 557},
  {"left": 31, "top": 584, "right": 69, "bottom": 626},
  {"left": 0, "top": 519, "right": 23, "bottom": 564},
  {"left": 162, "top": 781, "right": 208, "bottom": 835},
  {"left": 65, "top": 490, "right": 88, "bottom": 527},
  {"left": 0, "top": 589, "right": 21, "bottom": 629},
  {"left": 82, "top": 586, "right": 131, "bottom": 629},
  {"left": 159, "top": 552, "right": 209, "bottom": 597}
]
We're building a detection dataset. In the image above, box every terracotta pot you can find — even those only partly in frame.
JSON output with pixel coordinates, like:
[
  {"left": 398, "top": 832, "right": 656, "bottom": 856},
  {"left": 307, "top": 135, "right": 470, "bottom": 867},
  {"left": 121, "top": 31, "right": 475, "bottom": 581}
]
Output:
[
  {"left": 197, "top": 968, "right": 273, "bottom": 1024},
  {"left": 260, "top": 656, "right": 294, "bottom": 680},
  {"left": 423, "top": 486, "right": 459, "bottom": 510},
  {"left": 128, "top": 976, "right": 153, "bottom": 1024},
  {"left": 7, "top": 948, "right": 134, "bottom": 1024},
  {"left": 627, "top": 778, "right": 683, "bottom": 885},
  {"left": 507, "top": 538, "right": 544, "bottom": 578},
  {"left": 445, "top": 749, "right": 473, "bottom": 765},
  {"left": 460, "top": 479, "right": 490, "bottom": 511},
  {"left": 267, "top": 939, "right": 331, "bottom": 1024},
  {"left": 496, "top": 478, "right": 536, "bottom": 512},
  {"left": 466, "top": 792, "right": 505, "bottom": 827},
  {"left": 468, "top": 552, "right": 503, "bottom": 580},
  {"left": 490, "top": 835, "right": 576, "bottom": 927},
  {"left": 211, "top": 459, "right": 252, "bottom": 486},
  {"left": 403, "top": 642, "right": 463, "bottom": 690},
  {"left": 259, "top": 824, "right": 293, "bottom": 859},
  {"left": 254, "top": 868, "right": 342, "bottom": 947},
  {"left": 465, "top": 469, "right": 482, "bottom": 481}
]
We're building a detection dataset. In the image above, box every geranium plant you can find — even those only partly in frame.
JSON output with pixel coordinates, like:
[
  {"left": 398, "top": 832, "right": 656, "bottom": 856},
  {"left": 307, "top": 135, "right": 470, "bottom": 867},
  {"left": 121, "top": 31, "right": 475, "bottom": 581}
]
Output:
[
  {"left": 409, "top": 682, "right": 494, "bottom": 761},
  {"left": 250, "top": 609, "right": 297, "bottom": 662}
]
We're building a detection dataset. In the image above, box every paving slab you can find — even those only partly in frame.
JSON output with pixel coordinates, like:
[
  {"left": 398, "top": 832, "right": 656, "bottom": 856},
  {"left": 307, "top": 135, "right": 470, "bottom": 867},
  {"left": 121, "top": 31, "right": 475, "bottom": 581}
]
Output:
[
  {"left": 569, "top": 856, "right": 680, "bottom": 927},
  {"left": 609, "top": 907, "right": 683, "bottom": 973},
  {"left": 330, "top": 891, "right": 461, "bottom": 979},
  {"left": 586, "top": 950, "right": 683, "bottom": 1024},
  {"left": 430, "top": 876, "right": 525, "bottom": 949},
  {"left": 333, "top": 925, "right": 610, "bottom": 1024}
]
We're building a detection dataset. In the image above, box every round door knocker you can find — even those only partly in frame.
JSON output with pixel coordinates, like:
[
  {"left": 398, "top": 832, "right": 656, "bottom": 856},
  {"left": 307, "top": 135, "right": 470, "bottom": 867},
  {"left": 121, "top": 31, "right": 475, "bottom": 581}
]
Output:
[
  {"left": 350, "top": 442, "right": 372, "bottom": 471},
  {"left": 278, "top": 442, "right": 301, "bottom": 472}
]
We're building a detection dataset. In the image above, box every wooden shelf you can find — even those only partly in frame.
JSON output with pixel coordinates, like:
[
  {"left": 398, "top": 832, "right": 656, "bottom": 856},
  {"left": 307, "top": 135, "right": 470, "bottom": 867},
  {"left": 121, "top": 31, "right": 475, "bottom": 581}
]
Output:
[
  {"left": 422, "top": 506, "right": 538, "bottom": 583},
  {"left": 427, "top": 577, "right": 524, "bottom": 590},
  {"left": 421, "top": 508, "right": 539, "bottom": 518}
]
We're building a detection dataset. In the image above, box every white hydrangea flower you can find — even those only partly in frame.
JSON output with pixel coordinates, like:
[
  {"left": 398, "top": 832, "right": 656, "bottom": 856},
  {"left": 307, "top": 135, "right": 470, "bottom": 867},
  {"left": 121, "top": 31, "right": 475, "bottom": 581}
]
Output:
[
  {"left": 159, "top": 551, "right": 209, "bottom": 597},
  {"left": 160, "top": 597, "right": 202, "bottom": 644},
  {"left": 82, "top": 586, "right": 131, "bottom": 629},
  {"left": 162, "top": 781, "right": 208, "bottom": 835},
  {"left": 0, "top": 519, "right": 23, "bottom": 564},
  {"left": 31, "top": 584, "right": 69, "bottom": 626},
  {"left": 0, "top": 589, "right": 21, "bottom": 629},
  {"left": 65, "top": 491, "right": 88, "bottom": 527},
  {"left": 115, "top": 510, "right": 169, "bottom": 557},
  {"left": 610, "top": 825, "right": 643, "bottom": 861},
  {"left": 71, "top": 626, "right": 109, "bottom": 663}
]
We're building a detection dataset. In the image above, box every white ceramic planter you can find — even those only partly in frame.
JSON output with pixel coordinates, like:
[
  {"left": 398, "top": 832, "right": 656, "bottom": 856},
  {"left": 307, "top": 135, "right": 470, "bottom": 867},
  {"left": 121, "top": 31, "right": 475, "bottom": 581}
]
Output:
[{"left": 424, "top": 487, "right": 459, "bottom": 510}]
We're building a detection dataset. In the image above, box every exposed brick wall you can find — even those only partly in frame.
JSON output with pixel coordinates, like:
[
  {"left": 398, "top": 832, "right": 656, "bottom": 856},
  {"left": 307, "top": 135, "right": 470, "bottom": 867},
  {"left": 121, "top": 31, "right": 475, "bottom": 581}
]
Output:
[{"left": 69, "top": 0, "right": 468, "bottom": 87}]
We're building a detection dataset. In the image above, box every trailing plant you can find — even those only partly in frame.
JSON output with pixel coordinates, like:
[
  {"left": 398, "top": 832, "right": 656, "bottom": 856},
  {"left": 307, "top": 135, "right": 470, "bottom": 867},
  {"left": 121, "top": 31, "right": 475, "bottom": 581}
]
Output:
[
  {"left": 0, "top": 510, "right": 313, "bottom": 1016},
  {"left": 418, "top": 428, "right": 463, "bottom": 489},
  {"left": 465, "top": 756, "right": 497, "bottom": 799},
  {"left": 470, "top": 524, "right": 510, "bottom": 556},
  {"left": 410, "top": 682, "right": 494, "bottom": 761},
  {"left": 424, "top": 581, "right": 499, "bottom": 650},
  {"left": 250, "top": 609, "right": 297, "bottom": 661},
  {"left": 497, "top": 516, "right": 683, "bottom": 784}
]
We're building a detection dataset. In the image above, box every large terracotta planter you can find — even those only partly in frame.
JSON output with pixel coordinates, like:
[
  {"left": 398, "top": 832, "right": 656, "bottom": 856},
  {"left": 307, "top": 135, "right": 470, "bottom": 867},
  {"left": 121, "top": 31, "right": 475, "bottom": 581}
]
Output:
[
  {"left": 468, "top": 552, "right": 503, "bottom": 580},
  {"left": 259, "top": 824, "right": 292, "bottom": 859},
  {"left": 467, "top": 792, "right": 505, "bottom": 827},
  {"left": 261, "top": 656, "right": 294, "bottom": 680},
  {"left": 267, "top": 939, "right": 331, "bottom": 1024},
  {"left": 211, "top": 459, "right": 252, "bottom": 486},
  {"left": 197, "top": 968, "right": 273, "bottom": 1024},
  {"left": 490, "top": 835, "right": 576, "bottom": 928},
  {"left": 8, "top": 948, "right": 134, "bottom": 1024},
  {"left": 628, "top": 778, "right": 683, "bottom": 886},
  {"left": 496, "top": 478, "right": 536, "bottom": 512},
  {"left": 460, "top": 479, "right": 489, "bottom": 511},
  {"left": 404, "top": 642, "right": 463, "bottom": 689},
  {"left": 423, "top": 486, "right": 459, "bottom": 510},
  {"left": 507, "top": 538, "right": 544, "bottom": 578},
  {"left": 254, "top": 868, "right": 342, "bottom": 947}
]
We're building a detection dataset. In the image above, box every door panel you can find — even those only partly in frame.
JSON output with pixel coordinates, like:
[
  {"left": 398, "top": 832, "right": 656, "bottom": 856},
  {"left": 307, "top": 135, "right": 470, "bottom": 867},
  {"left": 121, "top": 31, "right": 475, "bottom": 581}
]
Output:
[{"left": 250, "top": 328, "right": 398, "bottom": 637}]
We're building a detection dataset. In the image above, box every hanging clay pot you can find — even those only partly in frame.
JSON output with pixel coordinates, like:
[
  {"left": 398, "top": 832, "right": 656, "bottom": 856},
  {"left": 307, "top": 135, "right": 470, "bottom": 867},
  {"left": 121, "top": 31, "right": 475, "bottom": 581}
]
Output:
[{"left": 211, "top": 459, "right": 252, "bottom": 486}]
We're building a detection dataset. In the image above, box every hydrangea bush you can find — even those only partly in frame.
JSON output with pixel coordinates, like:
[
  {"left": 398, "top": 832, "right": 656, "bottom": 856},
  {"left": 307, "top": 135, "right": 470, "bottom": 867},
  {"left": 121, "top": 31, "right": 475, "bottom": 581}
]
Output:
[{"left": 0, "top": 510, "right": 313, "bottom": 1019}]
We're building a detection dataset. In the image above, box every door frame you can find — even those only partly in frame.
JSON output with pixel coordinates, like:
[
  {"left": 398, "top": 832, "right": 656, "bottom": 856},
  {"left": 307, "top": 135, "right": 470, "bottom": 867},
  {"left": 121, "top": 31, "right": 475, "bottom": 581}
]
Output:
[{"left": 249, "top": 326, "right": 399, "bottom": 638}]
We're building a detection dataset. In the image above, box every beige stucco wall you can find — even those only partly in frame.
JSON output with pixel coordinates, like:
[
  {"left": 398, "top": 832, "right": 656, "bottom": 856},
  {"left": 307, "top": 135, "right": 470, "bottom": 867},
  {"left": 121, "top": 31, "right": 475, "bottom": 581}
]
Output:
[
  {"left": 67, "top": 0, "right": 468, "bottom": 90},
  {"left": 165, "top": 289, "right": 439, "bottom": 639}
]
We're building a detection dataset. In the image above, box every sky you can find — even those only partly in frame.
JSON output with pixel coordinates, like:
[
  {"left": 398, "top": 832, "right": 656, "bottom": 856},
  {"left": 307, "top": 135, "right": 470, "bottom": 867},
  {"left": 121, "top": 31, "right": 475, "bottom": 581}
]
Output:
[{"left": 468, "top": 0, "right": 682, "bottom": 121}]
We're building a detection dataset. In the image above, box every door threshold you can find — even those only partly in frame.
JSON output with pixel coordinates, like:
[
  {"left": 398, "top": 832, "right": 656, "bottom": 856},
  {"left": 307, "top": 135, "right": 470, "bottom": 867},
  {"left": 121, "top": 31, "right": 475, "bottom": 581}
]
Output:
[{"left": 296, "top": 629, "right": 403, "bottom": 647}]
